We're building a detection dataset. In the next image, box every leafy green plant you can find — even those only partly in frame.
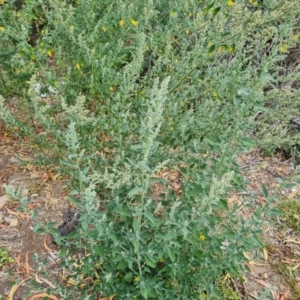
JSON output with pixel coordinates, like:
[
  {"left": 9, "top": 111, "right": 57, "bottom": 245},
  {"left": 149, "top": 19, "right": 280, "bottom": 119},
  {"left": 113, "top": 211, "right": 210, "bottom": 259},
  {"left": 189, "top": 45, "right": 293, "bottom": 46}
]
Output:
[
  {"left": 1, "top": 0, "right": 300, "bottom": 298},
  {"left": 280, "top": 198, "right": 300, "bottom": 230},
  {"left": 0, "top": 247, "right": 14, "bottom": 268}
]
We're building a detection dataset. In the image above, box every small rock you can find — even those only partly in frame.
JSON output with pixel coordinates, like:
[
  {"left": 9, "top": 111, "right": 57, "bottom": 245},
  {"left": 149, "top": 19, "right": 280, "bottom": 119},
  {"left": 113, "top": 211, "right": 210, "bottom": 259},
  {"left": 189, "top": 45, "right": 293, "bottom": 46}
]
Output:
[
  {"left": 10, "top": 218, "right": 19, "bottom": 226},
  {"left": 0, "top": 194, "right": 9, "bottom": 210}
]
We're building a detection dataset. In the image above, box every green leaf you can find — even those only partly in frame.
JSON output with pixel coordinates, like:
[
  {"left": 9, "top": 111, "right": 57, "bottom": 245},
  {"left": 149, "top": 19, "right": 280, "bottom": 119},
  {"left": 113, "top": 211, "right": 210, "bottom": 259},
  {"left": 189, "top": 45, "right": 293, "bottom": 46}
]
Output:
[
  {"left": 127, "top": 187, "right": 143, "bottom": 197},
  {"left": 130, "top": 144, "right": 142, "bottom": 150},
  {"left": 82, "top": 220, "right": 88, "bottom": 231},
  {"left": 150, "top": 177, "right": 165, "bottom": 183},
  {"left": 167, "top": 248, "right": 175, "bottom": 262},
  {"left": 212, "top": 7, "right": 221, "bottom": 15},
  {"left": 124, "top": 272, "right": 133, "bottom": 281},
  {"left": 207, "top": 44, "right": 216, "bottom": 54},
  {"left": 261, "top": 184, "right": 268, "bottom": 198},
  {"left": 59, "top": 247, "right": 67, "bottom": 258},
  {"left": 144, "top": 211, "right": 162, "bottom": 227},
  {"left": 95, "top": 245, "right": 104, "bottom": 257},
  {"left": 204, "top": 2, "right": 215, "bottom": 13},
  {"left": 33, "top": 226, "right": 45, "bottom": 234},
  {"left": 219, "top": 199, "right": 228, "bottom": 211},
  {"left": 114, "top": 207, "right": 132, "bottom": 217},
  {"left": 144, "top": 255, "right": 156, "bottom": 268},
  {"left": 141, "top": 286, "right": 149, "bottom": 299},
  {"left": 116, "top": 259, "right": 128, "bottom": 270},
  {"left": 164, "top": 232, "right": 175, "bottom": 241},
  {"left": 132, "top": 239, "right": 140, "bottom": 253},
  {"left": 190, "top": 185, "right": 203, "bottom": 196},
  {"left": 108, "top": 233, "right": 118, "bottom": 242}
]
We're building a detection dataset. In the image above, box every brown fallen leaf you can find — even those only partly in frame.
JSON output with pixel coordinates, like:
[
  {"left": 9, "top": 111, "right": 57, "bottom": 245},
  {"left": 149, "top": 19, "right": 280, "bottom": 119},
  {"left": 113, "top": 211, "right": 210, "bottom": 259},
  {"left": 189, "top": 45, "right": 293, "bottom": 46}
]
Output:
[
  {"left": 44, "top": 235, "right": 57, "bottom": 252},
  {"left": 6, "top": 206, "right": 30, "bottom": 218},
  {"left": 27, "top": 293, "right": 58, "bottom": 300},
  {"left": 35, "top": 274, "right": 56, "bottom": 288},
  {"left": 99, "top": 295, "right": 115, "bottom": 300},
  {"left": 283, "top": 238, "right": 300, "bottom": 246},
  {"left": 24, "top": 251, "right": 34, "bottom": 277},
  {"left": 6, "top": 278, "right": 27, "bottom": 300}
]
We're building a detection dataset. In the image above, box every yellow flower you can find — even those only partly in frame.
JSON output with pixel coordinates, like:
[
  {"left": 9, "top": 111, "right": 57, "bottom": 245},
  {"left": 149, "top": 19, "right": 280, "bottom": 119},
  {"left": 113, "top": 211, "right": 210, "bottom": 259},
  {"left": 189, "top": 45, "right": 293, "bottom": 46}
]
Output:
[
  {"left": 130, "top": 19, "right": 137, "bottom": 26},
  {"left": 102, "top": 26, "right": 107, "bottom": 32},
  {"left": 199, "top": 234, "right": 206, "bottom": 241},
  {"left": 170, "top": 11, "right": 175, "bottom": 17},
  {"left": 47, "top": 50, "right": 54, "bottom": 57},
  {"left": 76, "top": 63, "right": 81, "bottom": 70},
  {"left": 227, "top": 0, "right": 235, "bottom": 6},
  {"left": 0, "top": 27, "right": 5, "bottom": 31},
  {"left": 249, "top": 0, "right": 253, "bottom": 3},
  {"left": 185, "top": 30, "right": 190, "bottom": 35},
  {"left": 188, "top": 13, "right": 193, "bottom": 18},
  {"left": 41, "top": 29, "right": 45, "bottom": 35},
  {"left": 145, "top": 45, "right": 149, "bottom": 50},
  {"left": 0, "top": 0, "right": 4, "bottom": 4},
  {"left": 280, "top": 45, "right": 288, "bottom": 53},
  {"left": 119, "top": 19, "right": 125, "bottom": 27},
  {"left": 134, "top": 277, "right": 140, "bottom": 282}
]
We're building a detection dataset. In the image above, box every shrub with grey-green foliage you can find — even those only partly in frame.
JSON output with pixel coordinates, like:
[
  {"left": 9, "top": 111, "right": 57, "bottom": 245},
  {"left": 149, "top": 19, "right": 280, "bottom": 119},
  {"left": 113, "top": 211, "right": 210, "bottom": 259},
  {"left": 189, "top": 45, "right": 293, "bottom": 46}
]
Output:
[
  {"left": 0, "top": 0, "right": 300, "bottom": 298},
  {"left": 255, "top": 88, "right": 300, "bottom": 156}
]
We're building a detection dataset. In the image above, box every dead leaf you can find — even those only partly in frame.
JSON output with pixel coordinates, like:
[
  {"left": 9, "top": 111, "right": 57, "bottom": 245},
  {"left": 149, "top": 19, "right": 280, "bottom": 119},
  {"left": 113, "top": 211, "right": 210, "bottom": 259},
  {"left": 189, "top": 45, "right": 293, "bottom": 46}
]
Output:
[
  {"left": 287, "top": 192, "right": 296, "bottom": 199},
  {"left": 245, "top": 262, "right": 255, "bottom": 273},
  {"left": 35, "top": 274, "right": 56, "bottom": 288},
  {"left": 0, "top": 194, "right": 9, "bottom": 210},
  {"left": 283, "top": 238, "right": 300, "bottom": 245},
  {"left": 24, "top": 251, "right": 34, "bottom": 277},
  {"left": 44, "top": 235, "right": 57, "bottom": 253},
  {"left": 27, "top": 293, "right": 58, "bottom": 300},
  {"left": 99, "top": 295, "right": 115, "bottom": 300},
  {"left": 6, "top": 278, "right": 27, "bottom": 300},
  {"left": 263, "top": 248, "right": 268, "bottom": 260},
  {"left": 292, "top": 262, "right": 300, "bottom": 270},
  {"left": 6, "top": 206, "right": 30, "bottom": 218}
]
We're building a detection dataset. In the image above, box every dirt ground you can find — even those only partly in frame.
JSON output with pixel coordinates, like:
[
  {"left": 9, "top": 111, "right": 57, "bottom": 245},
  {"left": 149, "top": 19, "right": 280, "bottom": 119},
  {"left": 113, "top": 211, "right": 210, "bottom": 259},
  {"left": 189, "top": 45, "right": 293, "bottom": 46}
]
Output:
[{"left": 1, "top": 124, "right": 300, "bottom": 299}]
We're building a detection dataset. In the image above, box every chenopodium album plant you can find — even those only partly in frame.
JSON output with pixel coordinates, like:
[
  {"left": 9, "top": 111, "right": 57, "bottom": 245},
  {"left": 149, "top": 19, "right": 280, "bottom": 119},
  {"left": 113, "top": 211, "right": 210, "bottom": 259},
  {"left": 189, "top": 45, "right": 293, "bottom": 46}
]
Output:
[
  {"left": 1, "top": 0, "right": 299, "bottom": 298},
  {"left": 54, "top": 77, "right": 266, "bottom": 300}
]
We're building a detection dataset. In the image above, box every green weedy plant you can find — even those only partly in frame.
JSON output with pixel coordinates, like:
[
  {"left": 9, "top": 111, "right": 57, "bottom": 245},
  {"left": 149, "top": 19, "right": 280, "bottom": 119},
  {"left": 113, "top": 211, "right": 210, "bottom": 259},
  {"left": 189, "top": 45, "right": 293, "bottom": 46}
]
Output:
[
  {"left": 0, "top": 0, "right": 300, "bottom": 298},
  {"left": 52, "top": 79, "right": 266, "bottom": 299}
]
